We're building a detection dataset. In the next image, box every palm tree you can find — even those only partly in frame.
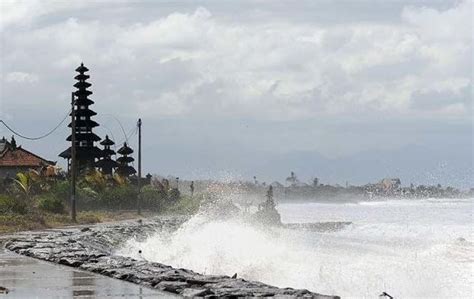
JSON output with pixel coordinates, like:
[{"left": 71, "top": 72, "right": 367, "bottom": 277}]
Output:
[
  {"left": 113, "top": 173, "right": 127, "bottom": 186},
  {"left": 15, "top": 172, "right": 32, "bottom": 199},
  {"left": 84, "top": 169, "right": 107, "bottom": 191}
]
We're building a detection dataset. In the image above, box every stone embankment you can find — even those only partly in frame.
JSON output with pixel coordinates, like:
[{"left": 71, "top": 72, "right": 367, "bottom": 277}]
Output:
[{"left": 4, "top": 217, "right": 340, "bottom": 298}]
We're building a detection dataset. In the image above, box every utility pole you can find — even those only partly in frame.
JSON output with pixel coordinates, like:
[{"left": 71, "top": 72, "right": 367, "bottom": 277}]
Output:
[
  {"left": 70, "top": 92, "right": 77, "bottom": 222},
  {"left": 137, "top": 118, "right": 142, "bottom": 215}
]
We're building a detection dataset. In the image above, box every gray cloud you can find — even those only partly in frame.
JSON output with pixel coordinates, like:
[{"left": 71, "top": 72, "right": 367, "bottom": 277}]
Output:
[{"left": 0, "top": 0, "right": 472, "bottom": 187}]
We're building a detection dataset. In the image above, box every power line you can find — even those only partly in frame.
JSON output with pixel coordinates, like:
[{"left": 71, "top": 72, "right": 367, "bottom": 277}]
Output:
[
  {"left": 0, "top": 109, "right": 71, "bottom": 140},
  {"left": 118, "top": 125, "right": 138, "bottom": 146},
  {"left": 98, "top": 123, "right": 118, "bottom": 150},
  {"left": 129, "top": 129, "right": 139, "bottom": 168},
  {"left": 98, "top": 115, "right": 138, "bottom": 147},
  {"left": 102, "top": 114, "right": 128, "bottom": 143}
]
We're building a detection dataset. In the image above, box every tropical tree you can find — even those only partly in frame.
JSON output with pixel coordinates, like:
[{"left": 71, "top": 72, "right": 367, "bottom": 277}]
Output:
[
  {"left": 83, "top": 169, "right": 107, "bottom": 191},
  {"left": 14, "top": 172, "right": 32, "bottom": 199},
  {"left": 113, "top": 173, "right": 127, "bottom": 186}
]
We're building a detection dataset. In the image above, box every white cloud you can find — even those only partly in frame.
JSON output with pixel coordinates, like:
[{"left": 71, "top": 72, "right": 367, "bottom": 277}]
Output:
[
  {"left": 4, "top": 71, "right": 39, "bottom": 83},
  {"left": 0, "top": 0, "right": 45, "bottom": 30},
  {"left": 0, "top": 0, "right": 111, "bottom": 30},
  {"left": 1, "top": 1, "right": 471, "bottom": 122},
  {"left": 117, "top": 2, "right": 471, "bottom": 120},
  {"left": 0, "top": 0, "right": 471, "bottom": 185}
]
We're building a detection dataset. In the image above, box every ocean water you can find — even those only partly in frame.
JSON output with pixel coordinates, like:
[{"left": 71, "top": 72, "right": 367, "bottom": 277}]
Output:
[{"left": 118, "top": 198, "right": 473, "bottom": 298}]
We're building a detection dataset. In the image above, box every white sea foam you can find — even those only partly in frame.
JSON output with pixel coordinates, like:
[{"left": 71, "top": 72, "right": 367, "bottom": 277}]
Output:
[{"left": 118, "top": 198, "right": 473, "bottom": 298}]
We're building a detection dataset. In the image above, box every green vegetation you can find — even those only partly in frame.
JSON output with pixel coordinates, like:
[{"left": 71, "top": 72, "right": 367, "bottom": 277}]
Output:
[
  {"left": 166, "top": 194, "right": 201, "bottom": 215},
  {"left": 38, "top": 194, "right": 65, "bottom": 214},
  {"left": 0, "top": 211, "right": 149, "bottom": 234},
  {"left": 0, "top": 194, "right": 27, "bottom": 214},
  {"left": 0, "top": 170, "right": 201, "bottom": 234}
]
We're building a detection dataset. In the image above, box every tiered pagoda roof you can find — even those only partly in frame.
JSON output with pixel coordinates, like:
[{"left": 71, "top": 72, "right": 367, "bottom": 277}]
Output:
[
  {"left": 59, "top": 63, "right": 102, "bottom": 171},
  {"left": 115, "top": 142, "right": 136, "bottom": 177},
  {"left": 95, "top": 135, "right": 118, "bottom": 175}
]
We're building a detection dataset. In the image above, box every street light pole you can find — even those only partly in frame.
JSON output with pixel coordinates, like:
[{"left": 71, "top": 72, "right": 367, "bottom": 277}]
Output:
[
  {"left": 70, "top": 92, "right": 77, "bottom": 222},
  {"left": 137, "top": 118, "right": 142, "bottom": 215}
]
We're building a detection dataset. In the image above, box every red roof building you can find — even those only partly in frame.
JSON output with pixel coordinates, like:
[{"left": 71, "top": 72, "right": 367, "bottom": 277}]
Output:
[{"left": 0, "top": 136, "right": 56, "bottom": 178}]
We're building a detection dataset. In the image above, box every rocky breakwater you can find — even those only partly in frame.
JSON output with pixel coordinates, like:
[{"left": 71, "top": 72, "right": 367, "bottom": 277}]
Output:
[{"left": 4, "top": 217, "right": 340, "bottom": 298}]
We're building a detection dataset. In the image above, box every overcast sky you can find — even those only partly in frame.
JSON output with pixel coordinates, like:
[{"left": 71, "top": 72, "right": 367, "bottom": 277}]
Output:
[{"left": 0, "top": 0, "right": 472, "bottom": 188}]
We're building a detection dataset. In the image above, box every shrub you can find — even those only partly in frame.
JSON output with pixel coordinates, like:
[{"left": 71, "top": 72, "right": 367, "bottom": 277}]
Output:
[
  {"left": 38, "top": 194, "right": 65, "bottom": 214},
  {"left": 167, "top": 188, "right": 181, "bottom": 203},
  {"left": 78, "top": 187, "right": 100, "bottom": 210},
  {"left": 0, "top": 195, "right": 27, "bottom": 214},
  {"left": 99, "top": 185, "right": 137, "bottom": 210},
  {"left": 82, "top": 170, "right": 107, "bottom": 192},
  {"left": 141, "top": 185, "right": 167, "bottom": 211},
  {"left": 166, "top": 195, "right": 201, "bottom": 215},
  {"left": 50, "top": 180, "right": 70, "bottom": 201}
]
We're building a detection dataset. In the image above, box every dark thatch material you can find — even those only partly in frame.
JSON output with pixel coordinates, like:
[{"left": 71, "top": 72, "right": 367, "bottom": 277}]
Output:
[
  {"left": 117, "top": 143, "right": 133, "bottom": 155},
  {"left": 100, "top": 135, "right": 115, "bottom": 146}
]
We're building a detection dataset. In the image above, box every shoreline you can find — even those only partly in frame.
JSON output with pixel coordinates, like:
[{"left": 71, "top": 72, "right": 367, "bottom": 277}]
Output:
[{"left": 3, "top": 216, "right": 340, "bottom": 298}]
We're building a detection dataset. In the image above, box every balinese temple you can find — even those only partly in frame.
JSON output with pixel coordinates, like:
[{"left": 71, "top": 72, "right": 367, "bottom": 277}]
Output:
[
  {"left": 59, "top": 63, "right": 102, "bottom": 172},
  {"left": 95, "top": 135, "right": 117, "bottom": 175},
  {"left": 115, "top": 142, "right": 136, "bottom": 177}
]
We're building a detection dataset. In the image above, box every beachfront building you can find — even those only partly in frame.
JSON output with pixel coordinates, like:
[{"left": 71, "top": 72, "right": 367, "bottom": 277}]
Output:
[
  {"left": 380, "top": 178, "right": 401, "bottom": 192},
  {"left": 115, "top": 142, "right": 136, "bottom": 177},
  {"left": 59, "top": 63, "right": 102, "bottom": 172},
  {"left": 0, "top": 136, "right": 56, "bottom": 178},
  {"left": 95, "top": 135, "right": 118, "bottom": 176}
]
